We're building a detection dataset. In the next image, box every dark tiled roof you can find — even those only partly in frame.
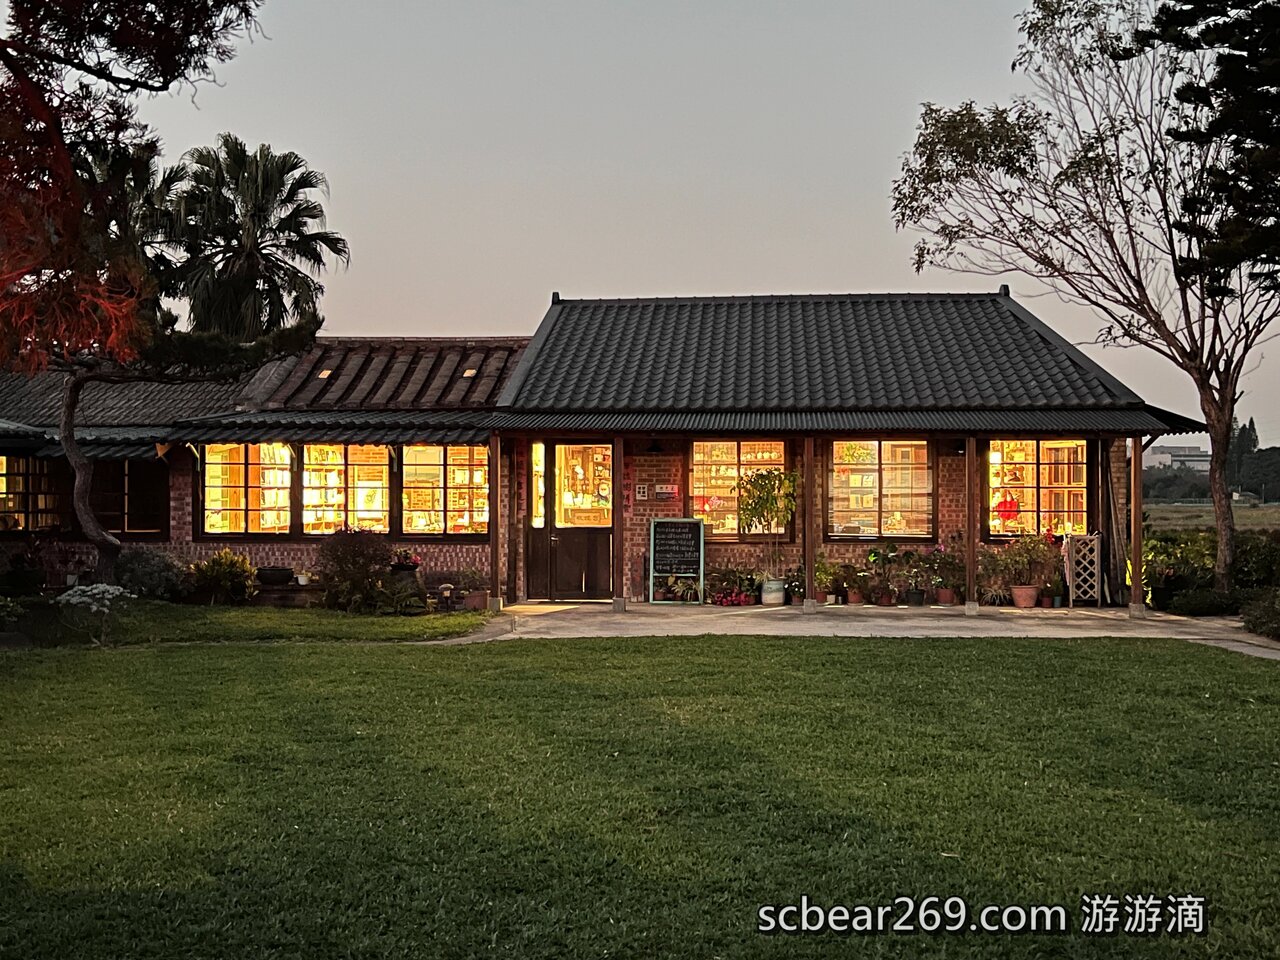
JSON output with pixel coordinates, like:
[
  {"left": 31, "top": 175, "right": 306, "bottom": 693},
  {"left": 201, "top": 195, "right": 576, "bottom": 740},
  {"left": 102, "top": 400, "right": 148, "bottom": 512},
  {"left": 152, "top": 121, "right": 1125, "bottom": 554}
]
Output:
[
  {"left": 499, "top": 293, "right": 1150, "bottom": 413},
  {"left": 490, "top": 406, "right": 1201, "bottom": 435},
  {"left": 250, "top": 338, "right": 528, "bottom": 411},
  {"left": 0, "top": 372, "right": 248, "bottom": 428},
  {"left": 170, "top": 409, "right": 490, "bottom": 445}
]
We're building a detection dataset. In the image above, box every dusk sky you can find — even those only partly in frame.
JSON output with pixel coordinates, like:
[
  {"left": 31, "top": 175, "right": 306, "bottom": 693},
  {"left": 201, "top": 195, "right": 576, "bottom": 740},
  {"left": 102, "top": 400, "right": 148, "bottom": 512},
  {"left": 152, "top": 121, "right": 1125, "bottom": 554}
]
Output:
[{"left": 135, "top": 0, "right": 1275, "bottom": 444}]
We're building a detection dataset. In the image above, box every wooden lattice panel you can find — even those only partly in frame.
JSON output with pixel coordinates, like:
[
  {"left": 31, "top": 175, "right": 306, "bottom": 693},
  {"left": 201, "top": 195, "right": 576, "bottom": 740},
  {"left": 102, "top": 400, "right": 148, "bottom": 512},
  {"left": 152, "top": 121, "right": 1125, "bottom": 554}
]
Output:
[{"left": 1065, "top": 533, "right": 1102, "bottom": 607}]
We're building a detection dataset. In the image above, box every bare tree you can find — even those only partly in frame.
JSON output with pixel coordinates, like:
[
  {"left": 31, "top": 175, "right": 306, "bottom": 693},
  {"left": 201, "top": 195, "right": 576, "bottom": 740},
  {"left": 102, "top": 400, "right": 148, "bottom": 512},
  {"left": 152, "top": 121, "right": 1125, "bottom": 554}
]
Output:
[{"left": 892, "top": 0, "right": 1280, "bottom": 589}]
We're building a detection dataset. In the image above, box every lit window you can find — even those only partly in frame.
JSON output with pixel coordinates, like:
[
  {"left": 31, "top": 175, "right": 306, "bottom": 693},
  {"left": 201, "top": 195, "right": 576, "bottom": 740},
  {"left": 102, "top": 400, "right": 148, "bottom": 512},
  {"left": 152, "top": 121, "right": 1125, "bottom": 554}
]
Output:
[
  {"left": 531, "top": 442, "right": 546, "bottom": 529},
  {"left": 828, "top": 440, "right": 933, "bottom": 538},
  {"left": 203, "top": 443, "right": 292, "bottom": 534},
  {"left": 691, "top": 440, "right": 785, "bottom": 536},
  {"left": 402, "top": 444, "right": 489, "bottom": 535},
  {"left": 303, "top": 444, "right": 390, "bottom": 534},
  {"left": 988, "top": 439, "right": 1087, "bottom": 536},
  {"left": 554, "top": 444, "right": 612, "bottom": 528},
  {"left": 0, "top": 455, "right": 71, "bottom": 533}
]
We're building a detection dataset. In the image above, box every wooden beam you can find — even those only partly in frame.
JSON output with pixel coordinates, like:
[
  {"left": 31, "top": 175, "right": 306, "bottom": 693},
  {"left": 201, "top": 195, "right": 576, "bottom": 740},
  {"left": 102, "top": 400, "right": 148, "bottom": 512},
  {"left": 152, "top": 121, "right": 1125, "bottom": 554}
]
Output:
[
  {"left": 1130, "top": 435, "right": 1145, "bottom": 617},
  {"left": 802, "top": 437, "right": 816, "bottom": 612},
  {"left": 489, "top": 432, "right": 502, "bottom": 610},
  {"left": 612, "top": 435, "right": 625, "bottom": 610},
  {"left": 965, "top": 436, "right": 978, "bottom": 614}
]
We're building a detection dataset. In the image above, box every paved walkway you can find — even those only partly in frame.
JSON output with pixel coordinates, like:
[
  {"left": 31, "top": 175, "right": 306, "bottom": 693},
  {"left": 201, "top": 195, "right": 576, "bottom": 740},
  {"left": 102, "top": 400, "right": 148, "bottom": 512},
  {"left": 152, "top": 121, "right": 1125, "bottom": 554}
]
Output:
[{"left": 448, "top": 602, "right": 1280, "bottom": 661}]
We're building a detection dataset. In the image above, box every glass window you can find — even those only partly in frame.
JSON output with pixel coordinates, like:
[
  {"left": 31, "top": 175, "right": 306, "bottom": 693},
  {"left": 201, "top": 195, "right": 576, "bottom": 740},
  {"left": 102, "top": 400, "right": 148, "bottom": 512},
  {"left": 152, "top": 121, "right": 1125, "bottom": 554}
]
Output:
[
  {"left": 988, "top": 439, "right": 1087, "bottom": 536},
  {"left": 828, "top": 440, "right": 932, "bottom": 537},
  {"left": 402, "top": 444, "right": 488, "bottom": 535},
  {"left": 0, "top": 455, "right": 71, "bottom": 533},
  {"left": 204, "top": 443, "right": 292, "bottom": 534},
  {"left": 303, "top": 444, "right": 389, "bottom": 534},
  {"left": 691, "top": 440, "right": 786, "bottom": 536},
  {"left": 531, "top": 442, "right": 546, "bottom": 529},
  {"left": 554, "top": 444, "right": 612, "bottom": 528},
  {"left": 91, "top": 459, "right": 168, "bottom": 535}
]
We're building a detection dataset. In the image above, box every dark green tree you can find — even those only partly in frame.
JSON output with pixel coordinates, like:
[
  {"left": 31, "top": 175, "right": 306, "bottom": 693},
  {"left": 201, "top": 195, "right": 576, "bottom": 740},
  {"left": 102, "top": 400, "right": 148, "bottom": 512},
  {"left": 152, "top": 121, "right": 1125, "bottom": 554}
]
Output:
[
  {"left": 1143, "top": 1, "right": 1280, "bottom": 292},
  {"left": 173, "top": 133, "right": 350, "bottom": 340}
]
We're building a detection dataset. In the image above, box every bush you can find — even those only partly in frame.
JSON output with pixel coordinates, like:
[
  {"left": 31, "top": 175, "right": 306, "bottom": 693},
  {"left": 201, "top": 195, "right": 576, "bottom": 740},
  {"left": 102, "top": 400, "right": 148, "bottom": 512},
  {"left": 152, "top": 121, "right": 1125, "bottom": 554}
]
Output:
[
  {"left": 1168, "top": 587, "right": 1266, "bottom": 617},
  {"left": 317, "top": 529, "right": 393, "bottom": 612},
  {"left": 1242, "top": 588, "right": 1280, "bottom": 640},
  {"left": 116, "top": 548, "right": 189, "bottom": 600},
  {"left": 54, "top": 583, "right": 134, "bottom": 644},
  {"left": 190, "top": 549, "right": 256, "bottom": 604},
  {"left": 1233, "top": 531, "right": 1280, "bottom": 589}
]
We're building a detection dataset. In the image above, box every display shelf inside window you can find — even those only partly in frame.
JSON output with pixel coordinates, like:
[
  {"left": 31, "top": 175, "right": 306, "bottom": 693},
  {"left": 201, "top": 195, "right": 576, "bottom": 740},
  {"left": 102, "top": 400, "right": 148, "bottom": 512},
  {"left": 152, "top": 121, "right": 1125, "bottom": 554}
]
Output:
[
  {"left": 555, "top": 444, "right": 611, "bottom": 528},
  {"left": 691, "top": 440, "right": 784, "bottom": 536},
  {"left": 303, "top": 444, "right": 346, "bottom": 535}
]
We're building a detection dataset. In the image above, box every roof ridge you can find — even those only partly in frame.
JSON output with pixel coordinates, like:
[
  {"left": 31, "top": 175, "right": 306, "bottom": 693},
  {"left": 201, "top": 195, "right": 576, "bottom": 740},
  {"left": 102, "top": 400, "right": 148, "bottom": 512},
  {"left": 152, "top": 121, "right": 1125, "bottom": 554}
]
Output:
[{"left": 549, "top": 291, "right": 1005, "bottom": 305}]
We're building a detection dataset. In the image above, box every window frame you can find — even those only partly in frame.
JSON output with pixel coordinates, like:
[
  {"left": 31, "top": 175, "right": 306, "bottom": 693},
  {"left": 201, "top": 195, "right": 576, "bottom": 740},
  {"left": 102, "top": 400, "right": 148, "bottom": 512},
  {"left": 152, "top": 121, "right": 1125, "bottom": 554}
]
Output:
[
  {"left": 823, "top": 439, "right": 936, "bottom": 542},
  {"left": 194, "top": 442, "right": 492, "bottom": 542},
  {"left": 982, "top": 437, "right": 1091, "bottom": 540},
  {"left": 0, "top": 454, "right": 74, "bottom": 536},
  {"left": 686, "top": 438, "right": 794, "bottom": 542},
  {"left": 89, "top": 458, "right": 170, "bottom": 540},
  {"left": 400, "top": 443, "right": 491, "bottom": 540}
]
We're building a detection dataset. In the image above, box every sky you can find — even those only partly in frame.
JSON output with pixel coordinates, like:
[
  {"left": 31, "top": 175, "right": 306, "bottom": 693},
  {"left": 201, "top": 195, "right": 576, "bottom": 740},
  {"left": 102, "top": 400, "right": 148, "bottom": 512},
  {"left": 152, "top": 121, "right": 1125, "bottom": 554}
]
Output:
[{"left": 127, "top": 0, "right": 1274, "bottom": 444}]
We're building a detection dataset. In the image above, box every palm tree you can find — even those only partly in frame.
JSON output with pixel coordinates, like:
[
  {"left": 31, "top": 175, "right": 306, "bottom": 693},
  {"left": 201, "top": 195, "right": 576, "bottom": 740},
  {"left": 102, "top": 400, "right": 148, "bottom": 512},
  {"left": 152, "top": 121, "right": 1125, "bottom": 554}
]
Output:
[{"left": 172, "top": 133, "right": 349, "bottom": 340}]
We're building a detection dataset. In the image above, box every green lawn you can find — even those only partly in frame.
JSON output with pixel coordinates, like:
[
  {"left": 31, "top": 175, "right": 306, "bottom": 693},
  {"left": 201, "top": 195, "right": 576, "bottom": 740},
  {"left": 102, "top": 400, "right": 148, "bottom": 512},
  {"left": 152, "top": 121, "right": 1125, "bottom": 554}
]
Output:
[
  {"left": 2, "top": 636, "right": 1278, "bottom": 958},
  {"left": 15, "top": 600, "right": 491, "bottom": 646}
]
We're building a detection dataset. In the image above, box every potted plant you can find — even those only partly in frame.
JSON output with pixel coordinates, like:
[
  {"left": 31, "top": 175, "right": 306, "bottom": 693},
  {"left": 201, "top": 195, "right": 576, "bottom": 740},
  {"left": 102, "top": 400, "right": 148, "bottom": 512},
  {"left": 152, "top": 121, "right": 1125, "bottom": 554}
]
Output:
[
  {"left": 255, "top": 564, "right": 294, "bottom": 587},
  {"left": 813, "top": 555, "right": 838, "bottom": 604},
  {"left": 846, "top": 569, "right": 871, "bottom": 605},
  {"left": 1049, "top": 571, "right": 1066, "bottom": 607},
  {"left": 1002, "top": 533, "right": 1061, "bottom": 609},
  {"left": 977, "top": 544, "right": 1011, "bottom": 606},
  {"left": 898, "top": 549, "right": 927, "bottom": 606},
  {"left": 391, "top": 548, "right": 422, "bottom": 572},
  {"left": 295, "top": 569, "right": 314, "bottom": 587},
  {"left": 458, "top": 567, "right": 490, "bottom": 610},
  {"left": 672, "top": 577, "right": 701, "bottom": 603},
  {"left": 929, "top": 539, "right": 964, "bottom": 605},
  {"left": 784, "top": 567, "right": 804, "bottom": 605},
  {"left": 867, "top": 543, "right": 899, "bottom": 605},
  {"left": 733, "top": 468, "right": 798, "bottom": 607}
]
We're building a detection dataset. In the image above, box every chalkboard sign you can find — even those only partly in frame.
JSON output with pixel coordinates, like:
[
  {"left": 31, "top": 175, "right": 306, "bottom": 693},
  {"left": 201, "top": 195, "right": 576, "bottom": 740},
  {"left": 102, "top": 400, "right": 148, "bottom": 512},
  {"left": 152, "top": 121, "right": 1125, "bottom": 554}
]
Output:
[{"left": 649, "top": 518, "right": 704, "bottom": 603}]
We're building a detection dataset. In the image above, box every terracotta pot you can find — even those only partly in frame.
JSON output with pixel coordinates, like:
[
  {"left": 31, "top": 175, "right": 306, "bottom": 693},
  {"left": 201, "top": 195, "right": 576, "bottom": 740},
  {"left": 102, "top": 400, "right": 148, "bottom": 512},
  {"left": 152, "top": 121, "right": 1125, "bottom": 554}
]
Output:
[
  {"left": 876, "top": 593, "right": 894, "bottom": 606},
  {"left": 463, "top": 590, "right": 489, "bottom": 611},
  {"left": 935, "top": 587, "right": 957, "bottom": 606},
  {"left": 846, "top": 590, "right": 865, "bottom": 605},
  {"left": 1038, "top": 596, "right": 1054, "bottom": 608},
  {"left": 813, "top": 590, "right": 827, "bottom": 604},
  {"left": 1011, "top": 585, "right": 1039, "bottom": 608}
]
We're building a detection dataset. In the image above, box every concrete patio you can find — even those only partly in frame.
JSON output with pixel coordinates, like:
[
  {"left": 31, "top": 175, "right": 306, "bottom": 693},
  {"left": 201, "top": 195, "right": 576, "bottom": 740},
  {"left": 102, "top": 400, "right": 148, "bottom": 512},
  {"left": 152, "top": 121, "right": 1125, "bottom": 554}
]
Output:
[{"left": 461, "top": 601, "right": 1280, "bottom": 660}]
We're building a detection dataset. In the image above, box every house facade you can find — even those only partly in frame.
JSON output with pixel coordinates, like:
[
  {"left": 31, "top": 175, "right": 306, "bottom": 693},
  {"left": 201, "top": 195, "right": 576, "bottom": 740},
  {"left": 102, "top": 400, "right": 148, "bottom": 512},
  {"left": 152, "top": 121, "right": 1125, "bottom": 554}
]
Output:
[{"left": 0, "top": 290, "right": 1201, "bottom": 611}]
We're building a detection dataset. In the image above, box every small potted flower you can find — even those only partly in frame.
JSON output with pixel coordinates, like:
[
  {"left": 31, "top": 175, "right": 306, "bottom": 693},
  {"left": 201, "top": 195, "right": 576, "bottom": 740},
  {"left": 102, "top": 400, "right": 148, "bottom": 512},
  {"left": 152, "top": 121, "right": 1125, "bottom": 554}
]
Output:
[
  {"left": 898, "top": 549, "right": 927, "bottom": 606},
  {"left": 391, "top": 548, "right": 422, "bottom": 572},
  {"left": 867, "top": 544, "right": 899, "bottom": 605}
]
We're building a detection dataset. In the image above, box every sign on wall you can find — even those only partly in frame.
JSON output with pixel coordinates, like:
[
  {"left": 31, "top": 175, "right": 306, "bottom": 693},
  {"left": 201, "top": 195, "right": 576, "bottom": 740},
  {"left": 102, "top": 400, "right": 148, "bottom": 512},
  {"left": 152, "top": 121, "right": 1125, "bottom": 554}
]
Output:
[{"left": 654, "top": 483, "right": 678, "bottom": 502}]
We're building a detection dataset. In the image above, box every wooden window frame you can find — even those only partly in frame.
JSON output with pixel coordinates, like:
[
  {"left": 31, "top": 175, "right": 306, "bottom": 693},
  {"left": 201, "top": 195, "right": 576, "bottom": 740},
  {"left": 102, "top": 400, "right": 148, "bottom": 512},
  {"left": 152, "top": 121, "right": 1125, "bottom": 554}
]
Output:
[
  {"left": 0, "top": 454, "right": 73, "bottom": 536},
  {"left": 686, "top": 438, "right": 795, "bottom": 543},
  {"left": 823, "top": 439, "right": 936, "bottom": 542},
  {"left": 982, "top": 437, "right": 1092, "bottom": 541},
  {"left": 90, "top": 459, "right": 170, "bottom": 541},
  {"left": 194, "top": 443, "right": 491, "bottom": 543},
  {"left": 400, "top": 444, "right": 490, "bottom": 542}
]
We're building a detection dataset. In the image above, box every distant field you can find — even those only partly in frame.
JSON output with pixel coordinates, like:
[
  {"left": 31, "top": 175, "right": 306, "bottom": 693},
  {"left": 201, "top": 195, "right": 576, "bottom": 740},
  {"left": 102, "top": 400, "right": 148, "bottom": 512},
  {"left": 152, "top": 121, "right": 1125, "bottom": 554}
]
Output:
[{"left": 1146, "top": 502, "right": 1280, "bottom": 531}]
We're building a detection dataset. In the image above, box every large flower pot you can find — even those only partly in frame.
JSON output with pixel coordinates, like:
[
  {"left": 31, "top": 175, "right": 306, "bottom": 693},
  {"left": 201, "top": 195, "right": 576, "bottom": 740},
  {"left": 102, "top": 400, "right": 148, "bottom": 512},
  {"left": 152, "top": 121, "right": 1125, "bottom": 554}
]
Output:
[
  {"left": 935, "top": 587, "right": 957, "bottom": 606},
  {"left": 905, "top": 589, "right": 926, "bottom": 607},
  {"left": 1011, "top": 585, "right": 1040, "bottom": 609},
  {"left": 761, "top": 578, "right": 786, "bottom": 606},
  {"left": 876, "top": 593, "right": 894, "bottom": 606},
  {"left": 846, "top": 590, "right": 865, "bottom": 606},
  {"left": 813, "top": 590, "right": 828, "bottom": 605},
  {"left": 463, "top": 590, "right": 489, "bottom": 611},
  {"left": 255, "top": 566, "right": 294, "bottom": 587}
]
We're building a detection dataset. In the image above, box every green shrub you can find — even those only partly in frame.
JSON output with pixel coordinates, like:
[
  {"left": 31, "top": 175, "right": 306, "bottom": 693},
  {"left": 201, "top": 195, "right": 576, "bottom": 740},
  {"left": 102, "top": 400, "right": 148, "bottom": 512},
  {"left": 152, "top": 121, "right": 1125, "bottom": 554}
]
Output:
[
  {"left": 317, "top": 529, "right": 393, "bottom": 613},
  {"left": 116, "top": 548, "right": 189, "bottom": 600},
  {"left": 1242, "top": 588, "right": 1280, "bottom": 640},
  {"left": 190, "top": 549, "right": 256, "bottom": 604},
  {"left": 1233, "top": 531, "right": 1280, "bottom": 589},
  {"left": 1168, "top": 587, "right": 1266, "bottom": 617}
]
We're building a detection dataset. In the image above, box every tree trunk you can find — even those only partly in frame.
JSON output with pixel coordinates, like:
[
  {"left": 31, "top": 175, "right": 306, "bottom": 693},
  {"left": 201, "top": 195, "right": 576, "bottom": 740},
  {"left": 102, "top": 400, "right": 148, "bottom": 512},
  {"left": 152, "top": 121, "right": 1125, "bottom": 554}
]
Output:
[
  {"left": 60, "top": 372, "right": 121, "bottom": 584},
  {"left": 1202, "top": 400, "right": 1235, "bottom": 592}
]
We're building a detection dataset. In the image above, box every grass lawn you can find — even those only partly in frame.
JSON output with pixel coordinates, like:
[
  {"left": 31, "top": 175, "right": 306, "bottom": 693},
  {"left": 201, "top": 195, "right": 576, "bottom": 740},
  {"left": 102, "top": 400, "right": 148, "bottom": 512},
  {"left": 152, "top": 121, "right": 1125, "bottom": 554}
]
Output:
[
  {"left": 14, "top": 600, "right": 491, "bottom": 646},
  {"left": 2, "top": 636, "right": 1278, "bottom": 958}
]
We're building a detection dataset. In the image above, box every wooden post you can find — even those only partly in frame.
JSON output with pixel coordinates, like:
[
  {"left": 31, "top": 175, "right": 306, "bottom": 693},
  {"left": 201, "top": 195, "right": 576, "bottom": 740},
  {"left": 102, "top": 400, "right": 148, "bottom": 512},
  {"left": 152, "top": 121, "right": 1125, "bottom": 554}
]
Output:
[
  {"left": 802, "top": 437, "right": 817, "bottom": 613},
  {"left": 488, "top": 432, "right": 503, "bottom": 611},
  {"left": 612, "top": 435, "right": 626, "bottom": 611},
  {"left": 1129, "top": 435, "right": 1145, "bottom": 618},
  {"left": 965, "top": 436, "right": 979, "bottom": 615}
]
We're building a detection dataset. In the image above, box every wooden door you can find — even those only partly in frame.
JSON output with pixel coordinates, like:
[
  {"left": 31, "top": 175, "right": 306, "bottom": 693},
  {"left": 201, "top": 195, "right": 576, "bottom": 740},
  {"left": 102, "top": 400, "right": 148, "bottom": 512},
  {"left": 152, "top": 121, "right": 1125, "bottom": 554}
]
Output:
[{"left": 527, "top": 441, "right": 614, "bottom": 600}]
